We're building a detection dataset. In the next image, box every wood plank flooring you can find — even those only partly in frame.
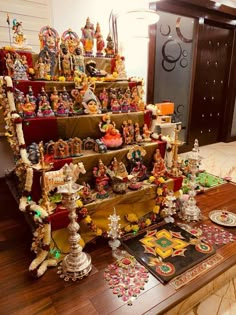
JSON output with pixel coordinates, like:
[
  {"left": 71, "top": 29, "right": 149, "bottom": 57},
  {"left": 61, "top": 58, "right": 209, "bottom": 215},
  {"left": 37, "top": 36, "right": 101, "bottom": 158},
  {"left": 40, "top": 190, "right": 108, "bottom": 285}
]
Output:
[{"left": 1, "top": 177, "right": 236, "bottom": 315}]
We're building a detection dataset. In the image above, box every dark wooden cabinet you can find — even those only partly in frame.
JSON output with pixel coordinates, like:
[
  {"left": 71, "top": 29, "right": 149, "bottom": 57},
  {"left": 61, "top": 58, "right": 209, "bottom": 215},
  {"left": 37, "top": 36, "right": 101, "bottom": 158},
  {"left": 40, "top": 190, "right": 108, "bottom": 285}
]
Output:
[{"left": 148, "top": 0, "right": 236, "bottom": 150}]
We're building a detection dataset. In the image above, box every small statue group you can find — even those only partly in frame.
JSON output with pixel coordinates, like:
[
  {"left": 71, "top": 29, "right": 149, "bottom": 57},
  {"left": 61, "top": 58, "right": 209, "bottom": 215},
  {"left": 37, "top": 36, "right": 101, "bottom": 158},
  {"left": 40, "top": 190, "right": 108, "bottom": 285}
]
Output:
[{"left": 5, "top": 52, "right": 29, "bottom": 80}]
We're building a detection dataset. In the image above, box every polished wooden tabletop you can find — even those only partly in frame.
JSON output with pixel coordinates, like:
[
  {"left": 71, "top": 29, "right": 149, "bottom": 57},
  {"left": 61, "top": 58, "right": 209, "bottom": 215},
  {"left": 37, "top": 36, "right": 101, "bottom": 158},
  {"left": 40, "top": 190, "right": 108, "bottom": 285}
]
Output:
[{"left": 0, "top": 180, "right": 236, "bottom": 315}]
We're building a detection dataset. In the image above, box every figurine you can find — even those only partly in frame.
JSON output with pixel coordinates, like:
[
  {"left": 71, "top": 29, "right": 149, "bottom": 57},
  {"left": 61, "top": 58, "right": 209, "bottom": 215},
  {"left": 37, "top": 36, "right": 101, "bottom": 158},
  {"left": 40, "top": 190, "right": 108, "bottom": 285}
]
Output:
[
  {"left": 54, "top": 139, "right": 69, "bottom": 159},
  {"left": 82, "top": 87, "right": 101, "bottom": 114},
  {"left": 12, "top": 19, "right": 32, "bottom": 50},
  {"left": 22, "top": 94, "right": 36, "bottom": 118},
  {"left": 142, "top": 124, "right": 152, "bottom": 142},
  {"left": 85, "top": 60, "right": 107, "bottom": 77},
  {"left": 54, "top": 95, "right": 69, "bottom": 116},
  {"left": 134, "top": 122, "right": 143, "bottom": 143},
  {"left": 93, "top": 159, "right": 110, "bottom": 199},
  {"left": 37, "top": 95, "right": 54, "bottom": 117},
  {"left": 50, "top": 86, "right": 59, "bottom": 110},
  {"left": 109, "top": 158, "right": 129, "bottom": 194},
  {"left": 94, "top": 23, "right": 105, "bottom": 56},
  {"left": 81, "top": 17, "right": 95, "bottom": 56},
  {"left": 34, "top": 57, "right": 47, "bottom": 79},
  {"left": 130, "top": 160, "right": 147, "bottom": 182},
  {"left": 39, "top": 26, "right": 59, "bottom": 53},
  {"left": 105, "top": 33, "right": 115, "bottom": 57},
  {"left": 80, "top": 182, "right": 94, "bottom": 204},
  {"left": 99, "top": 114, "right": 123, "bottom": 149},
  {"left": 61, "top": 28, "right": 80, "bottom": 54},
  {"left": 99, "top": 88, "right": 109, "bottom": 112},
  {"left": 115, "top": 55, "right": 127, "bottom": 80},
  {"left": 122, "top": 120, "right": 133, "bottom": 145},
  {"left": 58, "top": 44, "right": 73, "bottom": 79},
  {"left": 13, "top": 53, "right": 28, "bottom": 80},
  {"left": 72, "top": 47, "right": 85, "bottom": 75},
  {"left": 151, "top": 148, "right": 167, "bottom": 179},
  {"left": 68, "top": 137, "right": 83, "bottom": 156},
  {"left": 5, "top": 52, "right": 14, "bottom": 76}
]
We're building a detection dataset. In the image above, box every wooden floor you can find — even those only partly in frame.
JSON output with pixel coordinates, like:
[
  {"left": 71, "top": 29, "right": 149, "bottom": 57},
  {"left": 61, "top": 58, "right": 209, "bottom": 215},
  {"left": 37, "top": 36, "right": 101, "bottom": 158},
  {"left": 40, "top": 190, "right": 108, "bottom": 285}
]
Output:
[{"left": 1, "top": 178, "right": 236, "bottom": 315}]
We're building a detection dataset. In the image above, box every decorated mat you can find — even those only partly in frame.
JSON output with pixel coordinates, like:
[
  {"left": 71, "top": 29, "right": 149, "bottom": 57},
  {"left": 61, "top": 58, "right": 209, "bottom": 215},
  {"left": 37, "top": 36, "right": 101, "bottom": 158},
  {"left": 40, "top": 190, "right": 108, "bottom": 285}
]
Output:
[
  {"left": 170, "top": 253, "right": 223, "bottom": 289},
  {"left": 179, "top": 223, "right": 236, "bottom": 246},
  {"left": 104, "top": 255, "right": 149, "bottom": 306},
  {"left": 121, "top": 223, "right": 216, "bottom": 283}
]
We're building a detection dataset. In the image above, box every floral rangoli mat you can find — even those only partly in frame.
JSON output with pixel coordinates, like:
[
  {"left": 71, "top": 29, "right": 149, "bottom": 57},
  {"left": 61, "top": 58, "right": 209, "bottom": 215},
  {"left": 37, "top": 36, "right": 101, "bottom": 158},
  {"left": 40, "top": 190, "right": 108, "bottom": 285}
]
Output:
[{"left": 104, "top": 255, "right": 149, "bottom": 306}]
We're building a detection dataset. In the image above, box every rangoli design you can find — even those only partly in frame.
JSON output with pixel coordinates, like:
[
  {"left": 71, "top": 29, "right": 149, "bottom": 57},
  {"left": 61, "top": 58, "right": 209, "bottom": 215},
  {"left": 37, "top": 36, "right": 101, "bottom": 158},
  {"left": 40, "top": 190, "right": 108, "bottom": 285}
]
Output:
[
  {"left": 104, "top": 255, "right": 149, "bottom": 306},
  {"left": 122, "top": 223, "right": 216, "bottom": 283}
]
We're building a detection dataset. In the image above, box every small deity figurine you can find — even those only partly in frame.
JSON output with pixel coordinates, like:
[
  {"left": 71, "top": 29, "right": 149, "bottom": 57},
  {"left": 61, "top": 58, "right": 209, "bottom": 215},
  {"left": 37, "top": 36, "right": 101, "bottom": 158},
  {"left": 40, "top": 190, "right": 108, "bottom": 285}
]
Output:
[
  {"left": 122, "top": 120, "right": 132, "bottom": 145},
  {"left": 37, "top": 95, "right": 54, "bottom": 117},
  {"left": 142, "top": 124, "right": 152, "bottom": 142},
  {"left": 13, "top": 53, "right": 28, "bottom": 80},
  {"left": 54, "top": 139, "right": 69, "bottom": 159},
  {"left": 111, "top": 98, "right": 120, "bottom": 113},
  {"left": 130, "top": 160, "right": 147, "bottom": 182},
  {"left": 151, "top": 149, "right": 167, "bottom": 179},
  {"left": 50, "top": 86, "right": 59, "bottom": 110},
  {"left": 61, "top": 28, "right": 80, "bottom": 54},
  {"left": 105, "top": 33, "right": 115, "bottom": 58},
  {"left": 58, "top": 44, "right": 73, "bottom": 79},
  {"left": 99, "top": 88, "right": 109, "bottom": 112},
  {"left": 72, "top": 47, "right": 85, "bottom": 75},
  {"left": 68, "top": 137, "right": 82, "bottom": 156},
  {"left": 34, "top": 57, "right": 46, "bottom": 79},
  {"left": 82, "top": 87, "right": 101, "bottom": 114},
  {"left": 94, "top": 23, "right": 105, "bottom": 56},
  {"left": 85, "top": 60, "right": 107, "bottom": 77},
  {"left": 5, "top": 52, "right": 14, "bottom": 76},
  {"left": 22, "top": 94, "right": 36, "bottom": 118},
  {"left": 115, "top": 55, "right": 127, "bottom": 80},
  {"left": 81, "top": 17, "right": 95, "bottom": 56},
  {"left": 39, "top": 26, "right": 59, "bottom": 53},
  {"left": 134, "top": 122, "right": 143, "bottom": 143},
  {"left": 93, "top": 159, "right": 110, "bottom": 199},
  {"left": 130, "top": 86, "right": 140, "bottom": 112},
  {"left": 54, "top": 95, "right": 69, "bottom": 117},
  {"left": 80, "top": 182, "right": 94, "bottom": 204},
  {"left": 99, "top": 114, "right": 123, "bottom": 149},
  {"left": 12, "top": 19, "right": 32, "bottom": 50},
  {"left": 14, "top": 88, "right": 25, "bottom": 115}
]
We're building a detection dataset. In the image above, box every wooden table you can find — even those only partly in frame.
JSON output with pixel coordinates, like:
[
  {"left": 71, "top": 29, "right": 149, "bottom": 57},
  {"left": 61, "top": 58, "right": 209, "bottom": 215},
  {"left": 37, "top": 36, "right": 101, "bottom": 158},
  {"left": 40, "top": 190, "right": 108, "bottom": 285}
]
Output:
[
  {"left": 1, "top": 182, "right": 236, "bottom": 315},
  {"left": 88, "top": 182, "right": 236, "bottom": 315}
]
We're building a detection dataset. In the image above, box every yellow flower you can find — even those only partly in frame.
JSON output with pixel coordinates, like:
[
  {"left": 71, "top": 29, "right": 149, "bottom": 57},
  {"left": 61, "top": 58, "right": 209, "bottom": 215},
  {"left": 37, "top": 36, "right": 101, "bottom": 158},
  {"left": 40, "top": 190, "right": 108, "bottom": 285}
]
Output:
[
  {"left": 132, "top": 224, "right": 139, "bottom": 231},
  {"left": 96, "top": 228, "right": 103, "bottom": 236},
  {"left": 45, "top": 74, "right": 51, "bottom": 81},
  {"left": 126, "top": 213, "right": 138, "bottom": 223},
  {"left": 28, "top": 68, "right": 35, "bottom": 75},
  {"left": 145, "top": 218, "right": 152, "bottom": 226},
  {"left": 79, "top": 238, "right": 85, "bottom": 248},
  {"left": 157, "top": 187, "right": 163, "bottom": 196},
  {"left": 149, "top": 176, "right": 155, "bottom": 183},
  {"left": 153, "top": 205, "right": 160, "bottom": 214},
  {"left": 84, "top": 215, "right": 92, "bottom": 224},
  {"left": 124, "top": 225, "right": 132, "bottom": 232},
  {"left": 158, "top": 177, "right": 165, "bottom": 183},
  {"left": 112, "top": 71, "right": 118, "bottom": 77},
  {"left": 76, "top": 199, "right": 83, "bottom": 208},
  {"left": 58, "top": 76, "right": 66, "bottom": 82},
  {"left": 74, "top": 77, "right": 82, "bottom": 83}
]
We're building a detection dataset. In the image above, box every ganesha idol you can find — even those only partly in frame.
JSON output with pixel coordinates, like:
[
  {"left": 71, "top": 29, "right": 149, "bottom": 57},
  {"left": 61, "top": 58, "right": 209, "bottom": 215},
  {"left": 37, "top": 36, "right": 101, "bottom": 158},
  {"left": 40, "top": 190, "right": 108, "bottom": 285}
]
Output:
[{"left": 98, "top": 114, "right": 123, "bottom": 149}]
